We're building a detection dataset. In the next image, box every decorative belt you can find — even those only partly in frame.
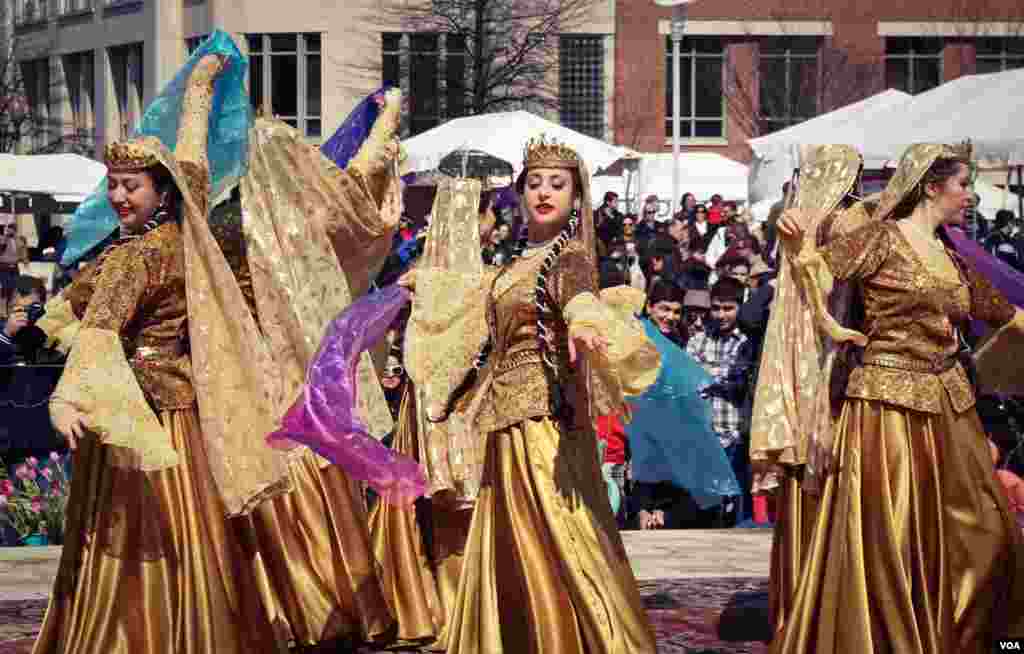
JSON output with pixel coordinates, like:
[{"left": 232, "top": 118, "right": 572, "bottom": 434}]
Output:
[
  {"left": 494, "top": 349, "right": 543, "bottom": 375},
  {"left": 862, "top": 353, "right": 958, "bottom": 374}
]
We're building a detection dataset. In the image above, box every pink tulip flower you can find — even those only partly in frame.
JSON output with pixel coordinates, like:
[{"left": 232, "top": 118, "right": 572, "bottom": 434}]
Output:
[
  {"left": 0, "top": 479, "right": 12, "bottom": 495},
  {"left": 41, "top": 468, "right": 53, "bottom": 481},
  {"left": 30, "top": 497, "right": 43, "bottom": 513},
  {"left": 49, "top": 452, "right": 61, "bottom": 463},
  {"left": 15, "top": 465, "right": 28, "bottom": 480},
  {"left": 26, "top": 457, "right": 39, "bottom": 468}
]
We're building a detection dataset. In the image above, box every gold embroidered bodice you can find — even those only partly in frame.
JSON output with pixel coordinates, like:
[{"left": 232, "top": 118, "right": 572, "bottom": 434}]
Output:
[
  {"left": 821, "top": 221, "right": 1014, "bottom": 414},
  {"left": 473, "top": 240, "right": 597, "bottom": 433},
  {"left": 65, "top": 222, "right": 194, "bottom": 409}
]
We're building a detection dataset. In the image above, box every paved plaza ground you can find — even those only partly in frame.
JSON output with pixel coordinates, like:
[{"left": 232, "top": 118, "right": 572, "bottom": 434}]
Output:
[{"left": 0, "top": 529, "right": 774, "bottom": 653}]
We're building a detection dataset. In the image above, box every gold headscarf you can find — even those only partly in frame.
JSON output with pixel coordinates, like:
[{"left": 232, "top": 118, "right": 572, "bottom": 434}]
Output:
[
  {"left": 870, "top": 142, "right": 972, "bottom": 225},
  {"left": 749, "top": 145, "right": 862, "bottom": 489}
]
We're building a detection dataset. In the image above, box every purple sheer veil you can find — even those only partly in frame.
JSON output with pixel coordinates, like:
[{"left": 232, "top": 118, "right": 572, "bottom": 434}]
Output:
[
  {"left": 320, "top": 86, "right": 388, "bottom": 168},
  {"left": 266, "top": 285, "right": 426, "bottom": 505},
  {"left": 945, "top": 226, "right": 1024, "bottom": 323}
]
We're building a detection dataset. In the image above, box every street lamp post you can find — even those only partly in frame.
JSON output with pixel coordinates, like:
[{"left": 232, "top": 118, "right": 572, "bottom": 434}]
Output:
[{"left": 655, "top": 0, "right": 696, "bottom": 218}]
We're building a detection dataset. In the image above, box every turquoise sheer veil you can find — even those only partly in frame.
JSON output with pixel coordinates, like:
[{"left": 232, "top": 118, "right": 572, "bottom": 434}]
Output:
[{"left": 62, "top": 30, "right": 252, "bottom": 267}]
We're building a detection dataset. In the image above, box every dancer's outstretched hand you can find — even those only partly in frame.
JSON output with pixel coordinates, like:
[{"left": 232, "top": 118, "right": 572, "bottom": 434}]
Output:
[{"left": 569, "top": 326, "right": 608, "bottom": 364}]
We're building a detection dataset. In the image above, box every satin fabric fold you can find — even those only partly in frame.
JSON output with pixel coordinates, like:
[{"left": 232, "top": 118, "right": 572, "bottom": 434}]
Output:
[
  {"left": 774, "top": 394, "right": 1024, "bottom": 654},
  {"left": 368, "top": 388, "right": 445, "bottom": 648},
  {"left": 446, "top": 417, "right": 656, "bottom": 654},
  {"left": 243, "top": 449, "right": 395, "bottom": 647},
  {"left": 33, "top": 409, "right": 284, "bottom": 654}
]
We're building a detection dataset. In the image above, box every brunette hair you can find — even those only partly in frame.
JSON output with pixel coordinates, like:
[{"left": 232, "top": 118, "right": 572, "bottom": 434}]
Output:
[
  {"left": 645, "top": 279, "right": 685, "bottom": 310},
  {"left": 890, "top": 157, "right": 970, "bottom": 220},
  {"left": 144, "top": 163, "right": 184, "bottom": 222},
  {"left": 710, "top": 277, "right": 745, "bottom": 305}
]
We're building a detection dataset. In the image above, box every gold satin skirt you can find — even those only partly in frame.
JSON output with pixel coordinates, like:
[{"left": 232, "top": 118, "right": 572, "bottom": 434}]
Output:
[
  {"left": 768, "top": 467, "right": 819, "bottom": 641},
  {"left": 369, "top": 391, "right": 444, "bottom": 648},
  {"left": 445, "top": 417, "right": 656, "bottom": 654},
  {"left": 774, "top": 395, "right": 1024, "bottom": 654},
  {"left": 244, "top": 449, "right": 394, "bottom": 648},
  {"left": 33, "top": 408, "right": 284, "bottom": 654}
]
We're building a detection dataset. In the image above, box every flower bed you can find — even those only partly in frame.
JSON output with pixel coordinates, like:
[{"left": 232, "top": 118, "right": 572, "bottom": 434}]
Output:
[{"left": 0, "top": 453, "right": 69, "bottom": 546}]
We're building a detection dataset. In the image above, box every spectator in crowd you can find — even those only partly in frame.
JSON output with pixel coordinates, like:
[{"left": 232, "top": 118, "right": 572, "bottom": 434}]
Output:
[
  {"left": 687, "top": 277, "right": 754, "bottom": 526},
  {"left": 689, "top": 203, "right": 714, "bottom": 250},
  {"left": 677, "top": 192, "right": 698, "bottom": 222},
  {"left": 681, "top": 288, "right": 711, "bottom": 345},
  {"left": 640, "top": 235, "right": 677, "bottom": 288},
  {"left": 0, "top": 275, "right": 50, "bottom": 365},
  {"left": 0, "top": 218, "right": 23, "bottom": 317},
  {"left": 717, "top": 253, "right": 751, "bottom": 290},
  {"left": 984, "top": 209, "right": 1022, "bottom": 270},
  {"left": 670, "top": 219, "right": 702, "bottom": 265},
  {"left": 707, "top": 194, "right": 726, "bottom": 225},
  {"left": 747, "top": 255, "right": 775, "bottom": 290},
  {"left": 642, "top": 279, "right": 686, "bottom": 346},
  {"left": 596, "top": 191, "right": 624, "bottom": 246},
  {"left": 676, "top": 256, "right": 712, "bottom": 293},
  {"left": 635, "top": 195, "right": 661, "bottom": 246},
  {"left": 969, "top": 192, "right": 990, "bottom": 242}
]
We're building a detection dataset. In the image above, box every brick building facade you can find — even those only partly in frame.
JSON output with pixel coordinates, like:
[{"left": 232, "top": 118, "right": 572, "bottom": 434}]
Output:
[{"left": 615, "top": 0, "right": 1024, "bottom": 162}]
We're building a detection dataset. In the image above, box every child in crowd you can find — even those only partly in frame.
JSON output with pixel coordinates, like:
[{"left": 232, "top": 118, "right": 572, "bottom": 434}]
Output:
[{"left": 687, "top": 277, "right": 754, "bottom": 526}]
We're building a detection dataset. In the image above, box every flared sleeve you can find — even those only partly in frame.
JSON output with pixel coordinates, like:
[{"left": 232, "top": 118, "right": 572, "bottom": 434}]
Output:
[
  {"left": 36, "top": 294, "right": 82, "bottom": 354},
  {"left": 559, "top": 242, "right": 661, "bottom": 402},
  {"left": 49, "top": 247, "right": 177, "bottom": 470}
]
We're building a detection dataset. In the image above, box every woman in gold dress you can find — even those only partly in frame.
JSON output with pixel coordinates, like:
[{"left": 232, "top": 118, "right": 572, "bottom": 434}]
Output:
[
  {"left": 405, "top": 138, "right": 662, "bottom": 654},
  {"left": 775, "top": 143, "right": 1024, "bottom": 653},
  {"left": 37, "top": 52, "right": 288, "bottom": 654}
]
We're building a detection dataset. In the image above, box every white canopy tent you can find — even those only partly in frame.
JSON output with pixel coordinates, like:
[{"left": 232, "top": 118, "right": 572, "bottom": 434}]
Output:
[
  {"left": 401, "top": 110, "right": 635, "bottom": 178},
  {"left": 746, "top": 89, "right": 913, "bottom": 204},
  {"left": 860, "top": 68, "right": 1024, "bottom": 169},
  {"left": 0, "top": 153, "right": 107, "bottom": 203},
  {"left": 593, "top": 152, "right": 748, "bottom": 218}
]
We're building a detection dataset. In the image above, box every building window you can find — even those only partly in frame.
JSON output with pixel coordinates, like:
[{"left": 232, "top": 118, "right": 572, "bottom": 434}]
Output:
[
  {"left": 885, "top": 37, "right": 942, "bottom": 94},
  {"left": 19, "top": 58, "right": 50, "bottom": 150},
  {"left": 16, "top": 0, "right": 50, "bottom": 24},
  {"left": 381, "top": 32, "right": 468, "bottom": 137},
  {"left": 247, "top": 33, "right": 322, "bottom": 138},
  {"left": 664, "top": 36, "right": 725, "bottom": 140},
  {"left": 559, "top": 35, "right": 605, "bottom": 139},
  {"left": 62, "top": 52, "right": 95, "bottom": 141},
  {"left": 108, "top": 44, "right": 143, "bottom": 139},
  {"left": 60, "top": 0, "right": 93, "bottom": 15},
  {"left": 758, "top": 36, "right": 820, "bottom": 135},
  {"left": 976, "top": 37, "right": 1024, "bottom": 74}
]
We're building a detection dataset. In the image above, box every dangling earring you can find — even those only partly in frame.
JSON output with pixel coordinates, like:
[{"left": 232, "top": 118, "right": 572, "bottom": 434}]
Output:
[{"left": 144, "top": 195, "right": 171, "bottom": 232}]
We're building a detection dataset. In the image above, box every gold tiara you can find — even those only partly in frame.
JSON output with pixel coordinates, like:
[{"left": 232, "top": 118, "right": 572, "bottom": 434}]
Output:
[
  {"left": 523, "top": 134, "right": 581, "bottom": 170},
  {"left": 941, "top": 140, "right": 973, "bottom": 161},
  {"left": 104, "top": 139, "right": 161, "bottom": 172}
]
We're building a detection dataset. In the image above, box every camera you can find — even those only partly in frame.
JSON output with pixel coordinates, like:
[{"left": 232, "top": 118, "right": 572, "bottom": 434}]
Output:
[{"left": 25, "top": 302, "right": 45, "bottom": 325}]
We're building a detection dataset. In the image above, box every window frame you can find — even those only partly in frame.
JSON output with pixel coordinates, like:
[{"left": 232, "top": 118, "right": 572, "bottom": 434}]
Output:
[
  {"left": 975, "top": 36, "right": 1024, "bottom": 73},
  {"left": 664, "top": 36, "right": 727, "bottom": 144},
  {"left": 559, "top": 34, "right": 606, "bottom": 140},
  {"left": 381, "top": 32, "right": 468, "bottom": 137},
  {"left": 885, "top": 37, "right": 944, "bottom": 95},
  {"left": 246, "top": 32, "right": 323, "bottom": 139},
  {"left": 757, "top": 36, "right": 822, "bottom": 135}
]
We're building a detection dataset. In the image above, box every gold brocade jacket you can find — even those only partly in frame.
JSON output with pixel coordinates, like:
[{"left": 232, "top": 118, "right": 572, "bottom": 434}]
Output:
[
  {"left": 821, "top": 221, "right": 1014, "bottom": 414},
  {"left": 472, "top": 240, "right": 660, "bottom": 434},
  {"left": 64, "top": 222, "right": 195, "bottom": 410}
]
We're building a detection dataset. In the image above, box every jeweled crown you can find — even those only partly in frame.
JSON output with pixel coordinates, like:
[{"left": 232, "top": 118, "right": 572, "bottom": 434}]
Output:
[
  {"left": 523, "top": 135, "right": 581, "bottom": 170},
  {"left": 943, "top": 140, "right": 973, "bottom": 161},
  {"left": 104, "top": 139, "right": 161, "bottom": 172}
]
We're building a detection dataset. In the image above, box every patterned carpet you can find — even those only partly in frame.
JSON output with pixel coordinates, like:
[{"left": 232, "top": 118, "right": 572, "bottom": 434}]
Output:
[{"left": 0, "top": 577, "right": 770, "bottom": 654}]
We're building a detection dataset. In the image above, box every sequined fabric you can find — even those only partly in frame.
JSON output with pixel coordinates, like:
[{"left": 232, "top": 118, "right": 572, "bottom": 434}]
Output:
[
  {"left": 816, "top": 221, "right": 1013, "bottom": 415},
  {"left": 240, "top": 118, "right": 393, "bottom": 444}
]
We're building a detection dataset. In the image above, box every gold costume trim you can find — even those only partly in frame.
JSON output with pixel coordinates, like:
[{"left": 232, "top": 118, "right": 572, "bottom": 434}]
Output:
[
  {"left": 50, "top": 327, "right": 178, "bottom": 470},
  {"left": 104, "top": 140, "right": 161, "bottom": 172},
  {"left": 36, "top": 296, "right": 81, "bottom": 354}
]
